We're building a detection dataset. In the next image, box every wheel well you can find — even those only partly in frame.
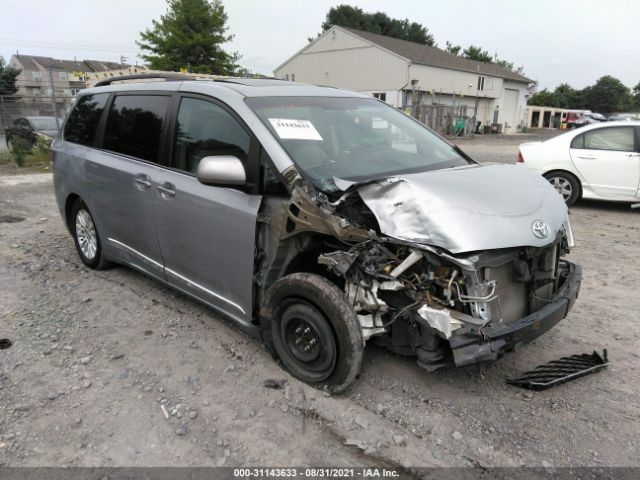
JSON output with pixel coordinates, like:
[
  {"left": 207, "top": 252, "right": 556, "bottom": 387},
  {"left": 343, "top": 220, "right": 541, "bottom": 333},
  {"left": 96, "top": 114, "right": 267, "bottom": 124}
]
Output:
[
  {"left": 544, "top": 169, "right": 583, "bottom": 199},
  {"left": 64, "top": 194, "right": 81, "bottom": 233}
]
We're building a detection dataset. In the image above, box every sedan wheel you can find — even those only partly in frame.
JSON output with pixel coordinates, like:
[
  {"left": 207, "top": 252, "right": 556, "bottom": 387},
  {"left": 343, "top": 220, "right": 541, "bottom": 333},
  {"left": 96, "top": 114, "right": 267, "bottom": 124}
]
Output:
[{"left": 544, "top": 172, "right": 580, "bottom": 206}]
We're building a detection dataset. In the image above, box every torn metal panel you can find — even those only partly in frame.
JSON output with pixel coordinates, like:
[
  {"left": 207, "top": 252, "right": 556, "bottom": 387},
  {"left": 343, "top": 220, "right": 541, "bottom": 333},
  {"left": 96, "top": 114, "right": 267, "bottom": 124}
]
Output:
[{"left": 356, "top": 164, "right": 568, "bottom": 253}]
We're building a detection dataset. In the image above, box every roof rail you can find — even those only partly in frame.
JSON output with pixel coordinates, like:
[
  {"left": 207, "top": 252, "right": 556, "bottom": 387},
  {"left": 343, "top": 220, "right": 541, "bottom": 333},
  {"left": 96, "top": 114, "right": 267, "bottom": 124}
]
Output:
[{"left": 93, "top": 73, "right": 194, "bottom": 87}]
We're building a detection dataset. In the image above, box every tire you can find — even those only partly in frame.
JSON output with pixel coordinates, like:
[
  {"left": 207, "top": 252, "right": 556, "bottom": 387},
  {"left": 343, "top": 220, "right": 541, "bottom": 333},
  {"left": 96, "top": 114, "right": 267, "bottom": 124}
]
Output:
[
  {"left": 70, "top": 199, "right": 109, "bottom": 270},
  {"left": 544, "top": 171, "right": 580, "bottom": 206},
  {"left": 261, "top": 273, "right": 364, "bottom": 394}
]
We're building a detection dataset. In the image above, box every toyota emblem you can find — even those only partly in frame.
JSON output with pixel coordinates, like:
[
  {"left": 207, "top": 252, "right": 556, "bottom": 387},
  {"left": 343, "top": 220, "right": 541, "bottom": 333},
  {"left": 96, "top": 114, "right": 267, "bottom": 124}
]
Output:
[{"left": 532, "top": 220, "right": 551, "bottom": 239}]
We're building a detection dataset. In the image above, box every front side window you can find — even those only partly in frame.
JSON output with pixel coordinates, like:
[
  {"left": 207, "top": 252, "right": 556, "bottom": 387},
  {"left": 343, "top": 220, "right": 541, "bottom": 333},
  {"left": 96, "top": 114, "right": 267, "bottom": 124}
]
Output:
[
  {"left": 32, "top": 71, "right": 41, "bottom": 81},
  {"left": 582, "top": 127, "right": 635, "bottom": 152},
  {"left": 59, "top": 72, "right": 68, "bottom": 81},
  {"left": 103, "top": 95, "right": 170, "bottom": 162},
  {"left": 246, "top": 96, "right": 471, "bottom": 193},
  {"left": 64, "top": 93, "right": 109, "bottom": 147},
  {"left": 173, "top": 97, "right": 250, "bottom": 174}
]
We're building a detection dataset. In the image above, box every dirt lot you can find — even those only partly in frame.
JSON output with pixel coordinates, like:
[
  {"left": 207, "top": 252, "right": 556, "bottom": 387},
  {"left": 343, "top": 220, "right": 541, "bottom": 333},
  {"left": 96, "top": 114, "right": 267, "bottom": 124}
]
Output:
[{"left": 1, "top": 135, "right": 639, "bottom": 469}]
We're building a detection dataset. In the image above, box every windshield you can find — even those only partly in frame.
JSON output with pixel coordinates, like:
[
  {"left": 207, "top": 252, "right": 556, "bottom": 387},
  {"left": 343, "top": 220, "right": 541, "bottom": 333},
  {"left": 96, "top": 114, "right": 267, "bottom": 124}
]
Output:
[
  {"left": 29, "top": 117, "right": 60, "bottom": 130},
  {"left": 246, "top": 96, "right": 472, "bottom": 192}
]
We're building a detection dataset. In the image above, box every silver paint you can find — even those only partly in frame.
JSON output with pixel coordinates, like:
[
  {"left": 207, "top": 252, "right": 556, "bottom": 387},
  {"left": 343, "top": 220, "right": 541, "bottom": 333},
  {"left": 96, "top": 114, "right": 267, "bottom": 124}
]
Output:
[
  {"left": 356, "top": 163, "right": 569, "bottom": 253},
  {"left": 197, "top": 155, "right": 246, "bottom": 186}
]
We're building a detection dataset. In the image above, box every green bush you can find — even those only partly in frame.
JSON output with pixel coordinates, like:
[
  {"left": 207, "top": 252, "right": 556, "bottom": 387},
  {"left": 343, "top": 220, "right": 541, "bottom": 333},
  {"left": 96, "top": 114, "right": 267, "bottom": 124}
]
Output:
[
  {"left": 9, "top": 136, "right": 30, "bottom": 167},
  {"left": 34, "top": 134, "right": 52, "bottom": 155}
]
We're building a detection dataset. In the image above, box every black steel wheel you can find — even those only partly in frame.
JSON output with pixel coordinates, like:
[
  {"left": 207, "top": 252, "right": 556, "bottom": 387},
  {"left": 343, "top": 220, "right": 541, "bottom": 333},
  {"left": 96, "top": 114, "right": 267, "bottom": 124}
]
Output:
[{"left": 261, "top": 273, "right": 364, "bottom": 393}]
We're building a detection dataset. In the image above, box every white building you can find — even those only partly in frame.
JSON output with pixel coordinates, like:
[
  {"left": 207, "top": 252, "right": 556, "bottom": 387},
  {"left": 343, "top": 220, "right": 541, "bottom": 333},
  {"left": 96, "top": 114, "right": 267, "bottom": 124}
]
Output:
[{"left": 274, "top": 26, "right": 534, "bottom": 134}]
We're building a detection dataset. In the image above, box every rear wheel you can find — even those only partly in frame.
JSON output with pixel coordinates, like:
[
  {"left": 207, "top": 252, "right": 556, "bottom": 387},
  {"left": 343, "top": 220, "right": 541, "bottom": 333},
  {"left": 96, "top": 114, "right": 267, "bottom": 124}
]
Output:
[
  {"left": 544, "top": 171, "right": 580, "bottom": 206},
  {"left": 71, "top": 199, "right": 109, "bottom": 269},
  {"left": 261, "top": 273, "right": 364, "bottom": 394}
]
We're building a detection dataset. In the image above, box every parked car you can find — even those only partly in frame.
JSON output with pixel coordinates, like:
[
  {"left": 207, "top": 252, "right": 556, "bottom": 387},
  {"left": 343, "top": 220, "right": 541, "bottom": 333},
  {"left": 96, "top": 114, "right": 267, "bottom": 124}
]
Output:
[
  {"left": 518, "top": 121, "right": 640, "bottom": 205},
  {"left": 52, "top": 77, "right": 581, "bottom": 392},
  {"left": 5, "top": 116, "right": 61, "bottom": 149},
  {"left": 583, "top": 113, "right": 606, "bottom": 124}
]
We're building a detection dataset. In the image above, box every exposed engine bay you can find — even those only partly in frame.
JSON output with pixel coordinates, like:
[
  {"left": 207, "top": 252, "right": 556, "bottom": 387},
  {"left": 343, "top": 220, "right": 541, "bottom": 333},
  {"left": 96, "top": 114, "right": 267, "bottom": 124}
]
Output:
[{"left": 255, "top": 165, "right": 577, "bottom": 371}]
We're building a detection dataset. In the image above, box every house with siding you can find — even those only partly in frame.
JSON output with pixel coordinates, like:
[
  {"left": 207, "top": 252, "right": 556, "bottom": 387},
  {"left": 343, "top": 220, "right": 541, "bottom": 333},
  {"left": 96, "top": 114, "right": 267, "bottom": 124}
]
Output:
[
  {"left": 8, "top": 54, "right": 133, "bottom": 99},
  {"left": 274, "top": 26, "right": 534, "bottom": 133}
]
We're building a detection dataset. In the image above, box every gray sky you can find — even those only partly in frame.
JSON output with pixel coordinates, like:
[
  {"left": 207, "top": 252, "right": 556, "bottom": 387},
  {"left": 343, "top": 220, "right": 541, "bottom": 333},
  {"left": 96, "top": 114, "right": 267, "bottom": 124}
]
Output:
[{"left": 1, "top": 0, "right": 638, "bottom": 90}]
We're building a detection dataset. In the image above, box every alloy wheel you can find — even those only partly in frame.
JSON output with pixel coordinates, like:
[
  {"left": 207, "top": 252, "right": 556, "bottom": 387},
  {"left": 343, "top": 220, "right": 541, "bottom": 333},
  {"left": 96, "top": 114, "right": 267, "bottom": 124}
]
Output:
[
  {"left": 548, "top": 176, "right": 573, "bottom": 201},
  {"left": 75, "top": 209, "right": 98, "bottom": 260}
]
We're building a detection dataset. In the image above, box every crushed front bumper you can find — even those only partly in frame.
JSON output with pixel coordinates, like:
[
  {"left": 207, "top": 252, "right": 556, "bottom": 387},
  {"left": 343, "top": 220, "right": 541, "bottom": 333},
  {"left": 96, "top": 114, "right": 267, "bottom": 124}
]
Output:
[{"left": 448, "top": 262, "right": 582, "bottom": 366}]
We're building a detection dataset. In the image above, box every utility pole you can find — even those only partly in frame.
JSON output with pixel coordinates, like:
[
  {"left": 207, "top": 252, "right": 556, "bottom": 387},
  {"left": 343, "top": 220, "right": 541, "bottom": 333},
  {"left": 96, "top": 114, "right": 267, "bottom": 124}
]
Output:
[{"left": 47, "top": 68, "right": 60, "bottom": 129}]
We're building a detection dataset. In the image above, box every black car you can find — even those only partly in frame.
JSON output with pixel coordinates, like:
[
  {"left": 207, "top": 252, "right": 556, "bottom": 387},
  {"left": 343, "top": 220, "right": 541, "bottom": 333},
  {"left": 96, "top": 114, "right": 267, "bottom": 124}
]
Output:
[{"left": 5, "top": 116, "right": 60, "bottom": 149}]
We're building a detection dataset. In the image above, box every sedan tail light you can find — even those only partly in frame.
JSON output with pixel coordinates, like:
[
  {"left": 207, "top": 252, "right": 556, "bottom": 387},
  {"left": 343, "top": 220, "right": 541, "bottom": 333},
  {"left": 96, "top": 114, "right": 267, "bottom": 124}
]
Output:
[{"left": 517, "top": 150, "right": 525, "bottom": 163}]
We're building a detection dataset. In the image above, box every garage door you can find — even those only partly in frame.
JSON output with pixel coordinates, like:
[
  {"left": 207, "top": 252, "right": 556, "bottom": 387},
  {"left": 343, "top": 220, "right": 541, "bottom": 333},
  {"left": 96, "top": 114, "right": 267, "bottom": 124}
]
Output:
[{"left": 502, "top": 88, "right": 519, "bottom": 133}]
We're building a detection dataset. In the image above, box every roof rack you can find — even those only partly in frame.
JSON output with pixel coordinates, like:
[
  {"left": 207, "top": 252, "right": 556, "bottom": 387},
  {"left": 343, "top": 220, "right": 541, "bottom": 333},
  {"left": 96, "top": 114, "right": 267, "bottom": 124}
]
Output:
[{"left": 93, "top": 73, "right": 195, "bottom": 87}]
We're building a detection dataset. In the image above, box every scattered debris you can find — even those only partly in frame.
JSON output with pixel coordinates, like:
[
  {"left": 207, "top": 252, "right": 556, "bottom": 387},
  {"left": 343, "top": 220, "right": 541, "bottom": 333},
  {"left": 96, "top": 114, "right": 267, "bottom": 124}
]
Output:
[
  {"left": 392, "top": 434, "right": 406, "bottom": 446},
  {"left": 175, "top": 424, "right": 188, "bottom": 436},
  {"left": 452, "top": 431, "right": 463, "bottom": 441},
  {"left": 0, "top": 215, "right": 25, "bottom": 223},
  {"left": 160, "top": 404, "right": 170, "bottom": 420},
  {"left": 79, "top": 355, "right": 92, "bottom": 365},
  {"left": 354, "top": 416, "right": 369, "bottom": 430},
  {"left": 0, "top": 338, "right": 13, "bottom": 350},
  {"left": 263, "top": 379, "right": 287, "bottom": 390},
  {"left": 507, "top": 350, "right": 609, "bottom": 390}
]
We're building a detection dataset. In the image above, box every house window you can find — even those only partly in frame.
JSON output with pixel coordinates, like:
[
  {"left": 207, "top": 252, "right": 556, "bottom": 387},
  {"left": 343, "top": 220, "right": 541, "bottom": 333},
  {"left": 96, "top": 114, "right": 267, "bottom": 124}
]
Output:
[
  {"left": 373, "top": 92, "right": 387, "bottom": 102},
  {"left": 477, "top": 76, "right": 485, "bottom": 91},
  {"left": 59, "top": 72, "right": 68, "bottom": 81},
  {"left": 32, "top": 71, "right": 42, "bottom": 81},
  {"left": 31, "top": 87, "right": 41, "bottom": 97},
  {"left": 284, "top": 74, "right": 290, "bottom": 81},
  {"left": 291, "top": 73, "right": 295, "bottom": 81}
]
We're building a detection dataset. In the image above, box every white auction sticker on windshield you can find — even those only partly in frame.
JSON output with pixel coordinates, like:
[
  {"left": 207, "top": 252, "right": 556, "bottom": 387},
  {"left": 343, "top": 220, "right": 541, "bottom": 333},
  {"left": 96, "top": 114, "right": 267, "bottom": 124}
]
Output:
[{"left": 269, "top": 118, "right": 323, "bottom": 141}]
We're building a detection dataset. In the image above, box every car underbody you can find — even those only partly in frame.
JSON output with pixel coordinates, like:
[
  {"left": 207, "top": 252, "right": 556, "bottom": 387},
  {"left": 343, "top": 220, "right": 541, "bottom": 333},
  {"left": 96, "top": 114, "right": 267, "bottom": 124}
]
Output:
[{"left": 254, "top": 167, "right": 581, "bottom": 371}]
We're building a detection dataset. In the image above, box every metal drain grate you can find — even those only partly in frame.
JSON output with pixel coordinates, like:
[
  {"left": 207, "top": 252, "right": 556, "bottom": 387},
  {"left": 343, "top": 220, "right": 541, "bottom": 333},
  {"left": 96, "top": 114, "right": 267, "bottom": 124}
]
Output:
[{"left": 506, "top": 350, "right": 608, "bottom": 390}]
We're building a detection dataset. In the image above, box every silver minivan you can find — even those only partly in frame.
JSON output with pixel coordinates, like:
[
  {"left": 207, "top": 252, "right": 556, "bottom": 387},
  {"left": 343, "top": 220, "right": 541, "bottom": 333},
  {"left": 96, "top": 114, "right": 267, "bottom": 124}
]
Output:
[{"left": 53, "top": 76, "right": 582, "bottom": 392}]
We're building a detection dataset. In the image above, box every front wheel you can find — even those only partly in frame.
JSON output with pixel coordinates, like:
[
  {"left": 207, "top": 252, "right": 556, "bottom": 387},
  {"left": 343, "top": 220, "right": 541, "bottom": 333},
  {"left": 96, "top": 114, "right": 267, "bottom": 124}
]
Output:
[
  {"left": 261, "top": 273, "right": 364, "bottom": 394},
  {"left": 71, "top": 199, "right": 109, "bottom": 269},
  {"left": 544, "top": 172, "right": 580, "bottom": 206}
]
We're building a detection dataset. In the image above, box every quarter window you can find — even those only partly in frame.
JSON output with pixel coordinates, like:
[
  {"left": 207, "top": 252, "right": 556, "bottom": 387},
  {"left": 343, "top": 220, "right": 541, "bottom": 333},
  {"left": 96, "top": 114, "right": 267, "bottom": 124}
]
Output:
[
  {"left": 173, "top": 97, "right": 250, "bottom": 174},
  {"left": 103, "top": 95, "right": 170, "bottom": 162},
  {"left": 581, "top": 127, "right": 635, "bottom": 152},
  {"left": 63, "top": 93, "right": 109, "bottom": 147}
]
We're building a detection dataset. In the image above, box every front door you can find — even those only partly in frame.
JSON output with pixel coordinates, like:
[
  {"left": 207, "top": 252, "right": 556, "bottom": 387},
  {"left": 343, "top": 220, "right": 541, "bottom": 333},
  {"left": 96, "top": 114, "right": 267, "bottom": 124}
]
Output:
[
  {"left": 153, "top": 96, "right": 262, "bottom": 325},
  {"left": 569, "top": 126, "right": 640, "bottom": 199},
  {"left": 88, "top": 93, "right": 172, "bottom": 279}
]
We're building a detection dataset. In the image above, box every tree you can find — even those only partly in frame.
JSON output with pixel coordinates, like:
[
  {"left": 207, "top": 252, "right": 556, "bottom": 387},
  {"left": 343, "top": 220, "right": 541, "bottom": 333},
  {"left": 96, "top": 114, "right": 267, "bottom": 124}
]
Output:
[
  {"left": 137, "top": 0, "right": 240, "bottom": 75},
  {"left": 584, "top": 76, "right": 632, "bottom": 114},
  {"left": 0, "top": 56, "right": 21, "bottom": 96},
  {"left": 527, "top": 88, "right": 556, "bottom": 107},
  {"left": 319, "top": 5, "right": 435, "bottom": 45},
  {"left": 633, "top": 81, "right": 640, "bottom": 110},
  {"left": 462, "top": 45, "right": 493, "bottom": 63},
  {"left": 445, "top": 41, "right": 461, "bottom": 56}
]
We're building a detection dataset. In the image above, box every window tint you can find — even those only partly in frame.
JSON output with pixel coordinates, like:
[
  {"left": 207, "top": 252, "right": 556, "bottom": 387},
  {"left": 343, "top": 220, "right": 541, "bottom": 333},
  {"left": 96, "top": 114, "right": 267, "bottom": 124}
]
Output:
[
  {"left": 103, "top": 95, "right": 170, "bottom": 162},
  {"left": 174, "top": 97, "right": 250, "bottom": 174},
  {"left": 583, "top": 127, "right": 635, "bottom": 152},
  {"left": 64, "top": 93, "right": 109, "bottom": 146}
]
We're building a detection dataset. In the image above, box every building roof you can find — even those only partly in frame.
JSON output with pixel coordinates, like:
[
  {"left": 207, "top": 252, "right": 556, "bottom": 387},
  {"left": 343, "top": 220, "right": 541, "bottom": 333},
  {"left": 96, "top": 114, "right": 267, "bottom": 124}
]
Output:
[
  {"left": 338, "top": 27, "right": 533, "bottom": 84},
  {"left": 12, "top": 54, "right": 131, "bottom": 72}
]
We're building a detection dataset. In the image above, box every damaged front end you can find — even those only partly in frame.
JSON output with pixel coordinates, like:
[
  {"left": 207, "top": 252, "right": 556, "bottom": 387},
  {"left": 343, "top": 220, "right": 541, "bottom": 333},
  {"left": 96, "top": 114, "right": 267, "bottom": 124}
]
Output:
[{"left": 256, "top": 165, "right": 582, "bottom": 373}]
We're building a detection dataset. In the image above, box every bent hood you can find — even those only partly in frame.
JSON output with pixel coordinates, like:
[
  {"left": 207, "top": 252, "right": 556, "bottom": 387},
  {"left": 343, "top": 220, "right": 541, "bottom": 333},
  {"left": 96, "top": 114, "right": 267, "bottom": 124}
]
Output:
[{"left": 355, "top": 163, "right": 568, "bottom": 253}]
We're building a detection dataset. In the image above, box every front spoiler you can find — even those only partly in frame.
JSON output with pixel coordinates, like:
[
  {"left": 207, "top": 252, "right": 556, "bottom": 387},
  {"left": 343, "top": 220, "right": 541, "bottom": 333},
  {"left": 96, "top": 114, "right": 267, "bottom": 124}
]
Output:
[{"left": 448, "top": 262, "right": 582, "bottom": 366}]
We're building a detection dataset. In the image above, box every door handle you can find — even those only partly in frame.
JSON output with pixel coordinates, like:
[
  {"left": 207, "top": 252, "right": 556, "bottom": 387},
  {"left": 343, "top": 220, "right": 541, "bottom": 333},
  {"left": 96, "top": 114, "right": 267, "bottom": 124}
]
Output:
[
  {"left": 628, "top": 153, "right": 640, "bottom": 158},
  {"left": 157, "top": 183, "right": 176, "bottom": 198},
  {"left": 134, "top": 175, "right": 152, "bottom": 189},
  {"left": 576, "top": 155, "right": 596, "bottom": 160}
]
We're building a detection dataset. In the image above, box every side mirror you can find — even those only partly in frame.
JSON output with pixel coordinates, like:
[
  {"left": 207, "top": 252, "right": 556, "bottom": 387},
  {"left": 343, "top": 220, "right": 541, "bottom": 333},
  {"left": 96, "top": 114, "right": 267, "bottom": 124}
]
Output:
[{"left": 196, "top": 156, "right": 246, "bottom": 186}]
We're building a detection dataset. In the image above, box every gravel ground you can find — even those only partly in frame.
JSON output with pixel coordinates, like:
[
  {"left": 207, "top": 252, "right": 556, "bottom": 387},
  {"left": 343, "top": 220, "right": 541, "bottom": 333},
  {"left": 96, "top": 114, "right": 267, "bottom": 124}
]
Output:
[{"left": 1, "top": 136, "right": 639, "bottom": 469}]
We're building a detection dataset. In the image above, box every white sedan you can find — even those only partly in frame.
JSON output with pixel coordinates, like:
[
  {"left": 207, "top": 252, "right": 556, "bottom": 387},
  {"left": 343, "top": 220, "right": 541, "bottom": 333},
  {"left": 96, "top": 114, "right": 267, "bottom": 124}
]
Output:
[{"left": 518, "top": 121, "right": 640, "bottom": 205}]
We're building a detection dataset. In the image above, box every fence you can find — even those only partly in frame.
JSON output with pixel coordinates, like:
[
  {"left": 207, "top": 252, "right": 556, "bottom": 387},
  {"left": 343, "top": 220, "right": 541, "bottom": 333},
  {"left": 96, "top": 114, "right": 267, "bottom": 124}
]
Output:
[
  {"left": 407, "top": 104, "right": 475, "bottom": 136},
  {"left": 0, "top": 96, "right": 75, "bottom": 132}
]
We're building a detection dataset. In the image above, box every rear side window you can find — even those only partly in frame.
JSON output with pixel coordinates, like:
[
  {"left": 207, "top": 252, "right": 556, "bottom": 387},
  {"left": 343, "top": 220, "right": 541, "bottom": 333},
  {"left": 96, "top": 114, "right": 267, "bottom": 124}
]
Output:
[
  {"left": 582, "top": 127, "right": 635, "bottom": 152},
  {"left": 103, "top": 95, "right": 170, "bottom": 162},
  {"left": 63, "top": 93, "right": 109, "bottom": 146}
]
